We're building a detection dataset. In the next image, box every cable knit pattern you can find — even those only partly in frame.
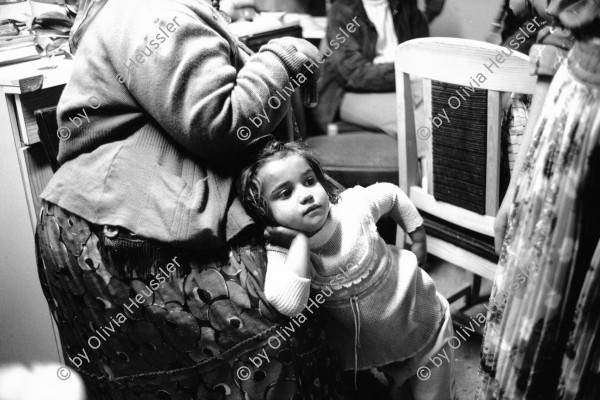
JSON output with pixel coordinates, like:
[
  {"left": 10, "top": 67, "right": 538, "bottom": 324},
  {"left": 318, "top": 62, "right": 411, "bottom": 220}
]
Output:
[
  {"left": 264, "top": 184, "right": 441, "bottom": 370},
  {"left": 264, "top": 245, "right": 311, "bottom": 317},
  {"left": 365, "top": 182, "right": 423, "bottom": 233},
  {"left": 260, "top": 39, "right": 313, "bottom": 77}
]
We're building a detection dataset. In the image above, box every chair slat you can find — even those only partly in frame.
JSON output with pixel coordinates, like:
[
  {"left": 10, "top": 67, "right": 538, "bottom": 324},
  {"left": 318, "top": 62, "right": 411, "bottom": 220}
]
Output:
[
  {"left": 409, "top": 186, "right": 496, "bottom": 237},
  {"left": 428, "top": 236, "right": 497, "bottom": 281},
  {"left": 423, "top": 78, "right": 434, "bottom": 195},
  {"left": 486, "top": 91, "right": 502, "bottom": 215},
  {"left": 394, "top": 37, "right": 536, "bottom": 94}
]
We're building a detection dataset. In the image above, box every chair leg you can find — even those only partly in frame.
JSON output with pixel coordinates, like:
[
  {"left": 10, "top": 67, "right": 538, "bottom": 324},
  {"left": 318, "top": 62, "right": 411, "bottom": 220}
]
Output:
[
  {"left": 463, "top": 272, "right": 474, "bottom": 306},
  {"left": 469, "top": 275, "right": 482, "bottom": 308}
]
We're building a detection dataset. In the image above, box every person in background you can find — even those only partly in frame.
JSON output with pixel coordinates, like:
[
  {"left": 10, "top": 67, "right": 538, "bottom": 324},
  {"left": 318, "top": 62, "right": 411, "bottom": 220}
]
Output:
[
  {"left": 313, "top": 0, "right": 444, "bottom": 157},
  {"left": 221, "top": 0, "right": 327, "bottom": 20},
  {"left": 485, "top": 0, "right": 540, "bottom": 53},
  {"left": 255, "top": 0, "right": 327, "bottom": 14}
]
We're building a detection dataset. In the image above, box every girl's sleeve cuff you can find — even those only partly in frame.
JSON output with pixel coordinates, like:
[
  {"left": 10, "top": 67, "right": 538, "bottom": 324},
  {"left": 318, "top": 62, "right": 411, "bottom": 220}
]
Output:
[{"left": 264, "top": 265, "right": 311, "bottom": 317}]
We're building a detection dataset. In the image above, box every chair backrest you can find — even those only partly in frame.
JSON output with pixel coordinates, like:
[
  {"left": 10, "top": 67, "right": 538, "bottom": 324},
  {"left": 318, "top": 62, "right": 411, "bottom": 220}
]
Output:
[
  {"left": 35, "top": 106, "right": 61, "bottom": 172},
  {"left": 394, "top": 37, "right": 536, "bottom": 251}
]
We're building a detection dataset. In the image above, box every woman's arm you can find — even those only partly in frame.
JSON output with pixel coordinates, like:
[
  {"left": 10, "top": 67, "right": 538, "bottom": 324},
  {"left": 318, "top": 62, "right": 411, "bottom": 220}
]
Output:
[
  {"left": 264, "top": 234, "right": 311, "bottom": 317},
  {"left": 110, "top": 0, "right": 320, "bottom": 162}
]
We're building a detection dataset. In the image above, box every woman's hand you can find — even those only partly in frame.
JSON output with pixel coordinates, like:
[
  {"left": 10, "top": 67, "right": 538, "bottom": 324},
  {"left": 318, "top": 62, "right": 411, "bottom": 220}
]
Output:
[
  {"left": 408, "top": 225, "right": 427, "bottom": 268},
  {"left": 285, "top": 37, "right": 322, "bottom": 66},
  {"left": 264, "top": 226, "right": 304, "bottom": 248},
  {"left": 283, "top": 37, "right": 321, "bottom": 107}
]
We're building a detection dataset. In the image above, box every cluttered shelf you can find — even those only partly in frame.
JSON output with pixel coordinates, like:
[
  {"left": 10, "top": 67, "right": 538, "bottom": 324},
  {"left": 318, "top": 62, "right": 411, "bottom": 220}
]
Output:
[{"left": 0, "top": 1, "right": 71, "bottom": 67}]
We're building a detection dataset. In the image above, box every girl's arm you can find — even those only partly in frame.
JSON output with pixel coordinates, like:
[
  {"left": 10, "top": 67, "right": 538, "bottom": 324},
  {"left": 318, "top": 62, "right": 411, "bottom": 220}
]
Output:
[
  {"left": 264, "top": 234, "right": 311, "bottom": 317},
  {"left": 365, "top": 183, "right": 423, "bottom": 233},
  {"left": 408, "top": 225, "right": 427, "bottom": 268},
  {"left": 280, "top": 233, "right": 311, "bottom": 280},
  {"left": 108, "top": 1, "right": 321, "bottom": 163},
  {"left": 364, "top": 183, "right": 427, "bottom": 266}
]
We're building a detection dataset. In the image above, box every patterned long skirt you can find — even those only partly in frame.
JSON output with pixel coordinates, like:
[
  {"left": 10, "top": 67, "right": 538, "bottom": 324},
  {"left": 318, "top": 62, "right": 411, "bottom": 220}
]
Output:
[
  {"left": 35, "top": 201, "right": 348, "bottom": 400},
  {"left": 475, "top": 50, "right": 600, "bottom": 399}
]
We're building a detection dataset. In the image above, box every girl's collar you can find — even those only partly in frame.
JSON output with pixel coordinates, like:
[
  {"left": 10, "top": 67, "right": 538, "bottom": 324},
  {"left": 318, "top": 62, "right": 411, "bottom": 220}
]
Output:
[{"left": 308, "top": 203, "right": 338, "bottom": 249}]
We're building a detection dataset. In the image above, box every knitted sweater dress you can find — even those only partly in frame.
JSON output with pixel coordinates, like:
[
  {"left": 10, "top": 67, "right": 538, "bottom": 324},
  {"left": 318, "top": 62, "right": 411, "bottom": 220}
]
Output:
[{"left": 264, "top": 183, "right": 444, "bottom": 370}]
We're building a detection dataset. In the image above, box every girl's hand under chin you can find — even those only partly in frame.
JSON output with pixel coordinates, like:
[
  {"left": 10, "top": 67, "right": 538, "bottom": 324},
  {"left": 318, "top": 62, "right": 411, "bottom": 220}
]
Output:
[
  {"left": 264, "top": 226, "right": 305, "bottom": 248},
  {"left": 408, "top": 225, "right": 428, "bottom": 268}
]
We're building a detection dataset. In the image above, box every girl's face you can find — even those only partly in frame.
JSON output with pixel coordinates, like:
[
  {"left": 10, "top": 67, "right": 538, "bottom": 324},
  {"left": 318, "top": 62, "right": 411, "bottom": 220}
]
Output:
[{"left": 258, "top": 154, "right": 330, "bottom": 235}]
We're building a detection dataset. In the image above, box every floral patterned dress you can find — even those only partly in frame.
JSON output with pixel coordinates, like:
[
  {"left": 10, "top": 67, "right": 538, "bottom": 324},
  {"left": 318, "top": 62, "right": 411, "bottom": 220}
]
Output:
[{"left": 476, "top": 1, "right": 600, "bottom": 398}]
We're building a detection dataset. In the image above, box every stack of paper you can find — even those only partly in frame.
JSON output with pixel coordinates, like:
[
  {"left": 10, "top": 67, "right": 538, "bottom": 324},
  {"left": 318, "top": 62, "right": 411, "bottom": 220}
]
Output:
[{"left": 0, "top": 30, "right": 39, "bottom": 67}]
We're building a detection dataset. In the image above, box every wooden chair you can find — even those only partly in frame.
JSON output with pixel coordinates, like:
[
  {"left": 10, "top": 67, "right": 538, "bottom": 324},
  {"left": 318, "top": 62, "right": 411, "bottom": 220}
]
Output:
[{"left": 394, "top": 38, "right": 536, "bottom": 315}]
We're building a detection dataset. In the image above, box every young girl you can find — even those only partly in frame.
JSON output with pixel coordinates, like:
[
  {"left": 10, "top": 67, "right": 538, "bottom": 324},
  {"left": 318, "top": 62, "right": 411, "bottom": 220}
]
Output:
[{"left": 238, "top": 140, "right": 456, "bottom": 399}]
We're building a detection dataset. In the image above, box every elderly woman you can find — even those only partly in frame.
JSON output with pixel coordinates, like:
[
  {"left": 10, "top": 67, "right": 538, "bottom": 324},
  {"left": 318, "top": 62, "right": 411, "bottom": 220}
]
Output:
[{"left": 35, "top": 0, "right": 349, "bottom": 398}]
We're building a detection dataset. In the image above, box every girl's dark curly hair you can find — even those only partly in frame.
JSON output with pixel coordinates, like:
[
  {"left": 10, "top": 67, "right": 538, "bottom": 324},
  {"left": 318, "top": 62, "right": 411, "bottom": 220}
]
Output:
[{"left": 237, "top": 140, "right": 340, "bottom": 226}]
